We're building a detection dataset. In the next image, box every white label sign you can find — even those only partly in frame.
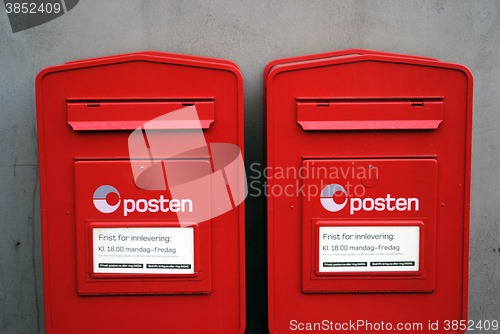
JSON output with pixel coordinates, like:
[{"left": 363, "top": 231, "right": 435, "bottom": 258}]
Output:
[
  {"left": 93, "top": 227, "right": 194, "bottom": 274},
  {"left": 319, "top": 225, "right": 420, "bottom": 272}
]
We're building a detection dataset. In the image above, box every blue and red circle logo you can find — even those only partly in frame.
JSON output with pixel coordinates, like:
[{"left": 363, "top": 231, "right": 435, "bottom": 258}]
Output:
[
  {"left": 93, "top": 185, "right": 121, "bottom": 213},
  {"left": 320, "top": 184, "right": 348, "bottom": 212}
]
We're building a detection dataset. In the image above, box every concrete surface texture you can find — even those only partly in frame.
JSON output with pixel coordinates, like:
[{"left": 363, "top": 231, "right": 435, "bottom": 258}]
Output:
[{"left": 0, "top": 1, "right": 499, "bottom": 333}]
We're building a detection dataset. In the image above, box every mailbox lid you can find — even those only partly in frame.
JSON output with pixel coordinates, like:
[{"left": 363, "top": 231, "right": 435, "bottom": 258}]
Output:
[{"left": 36, "top": 52, "right": 243, "bottom": 160}]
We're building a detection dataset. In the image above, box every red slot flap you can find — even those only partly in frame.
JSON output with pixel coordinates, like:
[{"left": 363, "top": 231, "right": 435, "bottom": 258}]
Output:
[
  {"left": 297, "top": 99, "right": 443, "bottom": 130},
  {"left": 68, "top": 100, "right": 215, "bottom": 130}
]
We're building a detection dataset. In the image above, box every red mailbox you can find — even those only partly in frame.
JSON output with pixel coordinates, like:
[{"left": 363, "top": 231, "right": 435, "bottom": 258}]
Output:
[
  {"left": 36, "top": 52, "right": 246, "bottom": 333},
  {"left": 265, "top": 50, "right": 472, "bottom": 333}
]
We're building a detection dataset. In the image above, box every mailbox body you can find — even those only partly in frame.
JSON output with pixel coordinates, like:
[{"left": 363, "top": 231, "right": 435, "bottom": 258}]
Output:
[
  {"left": 36, "top": 52, "right": 245, "bottom": 334},
  {"left": 265, "top": 50, "right": 472, "bottom": 333}
]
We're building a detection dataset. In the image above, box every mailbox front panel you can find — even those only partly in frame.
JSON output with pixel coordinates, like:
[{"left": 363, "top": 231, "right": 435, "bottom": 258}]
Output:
[
  {"left": 75, "top": 160, "right": 211, "bottom": 295},
  {"left": 36, "top": 52, "right": 245, "bottom": 334},
  {"left": 266, "top": 50, "right": 472, "bottom": 333},
  {"left": 302, "top": 158, "right": 437, "bottom": 293}
]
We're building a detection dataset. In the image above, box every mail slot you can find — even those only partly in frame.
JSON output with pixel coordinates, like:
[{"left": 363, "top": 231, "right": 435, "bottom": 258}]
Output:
[
  {"left": 36, "top": 52, "right": 246, "bottom": 333},
  {"left": 265, "top": 49, "right": 472, "bottom": 333}
]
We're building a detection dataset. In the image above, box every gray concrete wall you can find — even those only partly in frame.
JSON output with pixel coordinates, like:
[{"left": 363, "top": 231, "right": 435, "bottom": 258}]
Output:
[{"left": 0, "top": 1, "right": 498, "bottom": 333}]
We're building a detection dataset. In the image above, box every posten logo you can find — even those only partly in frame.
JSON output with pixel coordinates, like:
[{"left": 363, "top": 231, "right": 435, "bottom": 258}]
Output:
[
  {"left": 320, "top": 184, "right": 348, "bottom": 212},
  {"left": 320, "top": 183, "right": 420, "bottom": 215},
  {"left": 92, "top": 185, "right": 194, "bottom": 216},
  {"left": 93, "top": 185, "right": 121, "bottom": 214}
]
